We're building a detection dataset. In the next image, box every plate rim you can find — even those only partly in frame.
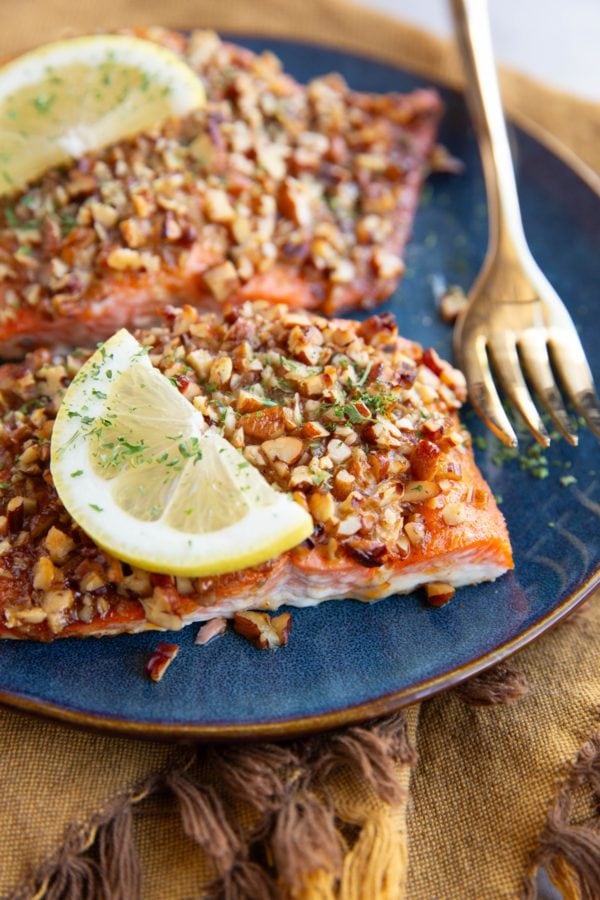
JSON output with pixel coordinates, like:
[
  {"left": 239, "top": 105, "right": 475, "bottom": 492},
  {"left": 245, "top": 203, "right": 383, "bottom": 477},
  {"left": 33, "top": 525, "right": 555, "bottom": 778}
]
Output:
[
  {"left": 1, "top": 36, "right": 598, "bottom": 741},
  {"left": 1, "top": 569, "right": 598, "bottom": 741}
]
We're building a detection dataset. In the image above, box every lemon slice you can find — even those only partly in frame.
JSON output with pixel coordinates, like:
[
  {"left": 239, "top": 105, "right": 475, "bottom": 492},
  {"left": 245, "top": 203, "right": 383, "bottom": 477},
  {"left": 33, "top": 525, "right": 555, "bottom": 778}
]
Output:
[
  {"left": 50, "top": 330, "right": 313, "bottom": 576},
  {"left": 0, "top": 35, "right": 205, "bottom": 195}
]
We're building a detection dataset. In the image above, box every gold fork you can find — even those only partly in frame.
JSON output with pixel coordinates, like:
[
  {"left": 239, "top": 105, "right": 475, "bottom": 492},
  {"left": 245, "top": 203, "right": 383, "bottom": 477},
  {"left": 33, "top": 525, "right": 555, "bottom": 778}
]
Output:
[{"left": 451, "top": 0, "right": 600, "bottom": 447}]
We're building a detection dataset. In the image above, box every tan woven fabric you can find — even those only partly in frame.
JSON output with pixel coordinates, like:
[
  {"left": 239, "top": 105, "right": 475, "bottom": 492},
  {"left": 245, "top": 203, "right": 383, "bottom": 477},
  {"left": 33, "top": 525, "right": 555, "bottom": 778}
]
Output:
[
  {"left": 408, "top": 601, "right": 600, "bottom": 899},
  {"left": 0, "top": 1, "right": 598, "bottom": 897},
  {"left": 4, "top": 0, "right": 600, "bottom": 174}
]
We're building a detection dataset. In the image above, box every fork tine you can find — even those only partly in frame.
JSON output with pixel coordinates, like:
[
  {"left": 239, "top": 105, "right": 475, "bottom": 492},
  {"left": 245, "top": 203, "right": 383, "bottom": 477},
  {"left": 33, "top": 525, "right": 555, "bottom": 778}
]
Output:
[
  {"left": 517, "top": 335, "right": 578, "bottom": 445},
  {"left": 550, "top": 336, "right": 600, "bottom": 438},
  {"left": 487, "top": 333, "right": 550, "bottom": 446},
  {"left": 461, "top": 334, "right": 518, "bottom": 447}
]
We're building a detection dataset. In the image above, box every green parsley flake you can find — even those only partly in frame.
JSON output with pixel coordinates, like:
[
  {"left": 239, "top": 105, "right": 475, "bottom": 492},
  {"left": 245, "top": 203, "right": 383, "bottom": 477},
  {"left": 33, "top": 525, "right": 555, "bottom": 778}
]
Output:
[{"left": 559, "top": 475, "right": 577, "bottom": 487}]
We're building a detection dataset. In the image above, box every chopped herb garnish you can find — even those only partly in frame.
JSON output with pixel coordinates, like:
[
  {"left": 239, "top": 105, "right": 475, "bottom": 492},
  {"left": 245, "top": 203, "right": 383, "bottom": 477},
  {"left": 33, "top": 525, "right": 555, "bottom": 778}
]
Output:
[
  {"left": 33, "top": 93, "right": 56, "bottom": 115},
  {"left": 559, "top": 475, "right": 577, "bottom": 487},
  {"left": 333, "top": 402, "right": 370, "bottom": 424},
  {"left": 5, "top": 207, "right": 19, "bottom": 227},
  {"left": 60, "top": 214, "right": 78, "bottom": 236}
]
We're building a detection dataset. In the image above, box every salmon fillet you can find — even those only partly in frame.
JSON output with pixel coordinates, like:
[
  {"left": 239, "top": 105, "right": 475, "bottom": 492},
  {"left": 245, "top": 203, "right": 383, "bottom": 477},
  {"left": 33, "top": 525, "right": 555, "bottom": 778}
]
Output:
[
  {"left": 0, "top": 29, "right": 443, "bottom": 358},
  {"left": 0, "top": 302, "right": 512, "bottom": 641}
]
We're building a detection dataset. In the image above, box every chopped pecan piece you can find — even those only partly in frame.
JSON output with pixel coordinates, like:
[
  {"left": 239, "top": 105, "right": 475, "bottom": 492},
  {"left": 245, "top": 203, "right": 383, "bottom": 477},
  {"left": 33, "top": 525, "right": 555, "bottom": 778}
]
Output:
[
  {"left": 333, "top": 469, "right": 355, "bottom": 500},
  {"left": 107, "top": 247, "right": 147, "bottom": 271},
  {"left": 402, "top": 481, "right": 441, "bottom": 503},
  {"left": 271, "top": 612, "right": 292, "bottom": 645},
  {"left": 277, "top": 178, "right": 313, "bottom": 227},
  {"left": 240, "top": 406, "right": 286, "bottom": 441},
  {"left": 308, "top": 491, "right": 336, "bottom": 523},
  {"left": 33, "top": 556, "right": 56, "bottom": 591},
  {"left": 261, "top": 436, "right": 303, "bottom": 465},
  {"left": 195, "top": 617, "right": 228, "bottom": 646},
  {"left": 404, "top": 520, "right": 425, "bottom": 547},
  {"left": 6, "top": 497, "right": 25, "bottom": 532},
  {"left": 301, "top": 421, "right": 329, "bottom": 439},
  {"left": 429, "top": 145, "right": 464, "bottom": 175},
  {"left": 425, "top": 582, "right": 456, "bottom": 607},
  {"left": 411, "top": 439, "right": 441, "bottom": 480},
  {"left": 145, "top": 642, "right": 180, "bottom": 682},
  {"left": 327, "top": 438, "right": 352, "bottom": 465},
  {"left": 45, "top": 526, "right": 75, "bottom": 564},
  {"left": 438, "top": 286, "right": 468, "bottom": 324},
  {"left": 344, "top": 538, "right": 387, "bottom": 567},
  {"left": 202, "top": 261, "right": 240, "bottom": 301},
  {"left": 42, "top": 588, "right": 75, "bottom": 614},
  {"left": 442, "top": 503, "right": 467, "bottom": 526},
  {"left": 337, "top": 514, "right": 362, "bottom": 537},
  {"left": 421, "top": 347, "right": 445, "bottom": 377},
  {"left": 233, "top": 610, "right": 292, "bottom": 649},
  {"left": 236, "top": 389, "right": 268, "bottom": 413}
]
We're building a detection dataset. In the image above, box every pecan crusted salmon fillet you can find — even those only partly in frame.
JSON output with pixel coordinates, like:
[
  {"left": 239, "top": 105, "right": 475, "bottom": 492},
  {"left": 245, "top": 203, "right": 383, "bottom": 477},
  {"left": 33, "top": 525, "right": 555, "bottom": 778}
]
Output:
[
  {"left": 0, "top": 28, "right": 443, "bottom": 358},
  {"left": 0, "top": 301, "right": 512, "bottom": 641}
]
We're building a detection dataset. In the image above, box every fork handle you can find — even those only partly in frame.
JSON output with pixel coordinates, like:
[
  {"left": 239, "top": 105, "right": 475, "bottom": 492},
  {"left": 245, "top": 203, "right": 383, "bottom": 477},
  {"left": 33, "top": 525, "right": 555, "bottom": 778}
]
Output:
[{"left": 451, "top": 0, "right": 527, "bottom": 253}]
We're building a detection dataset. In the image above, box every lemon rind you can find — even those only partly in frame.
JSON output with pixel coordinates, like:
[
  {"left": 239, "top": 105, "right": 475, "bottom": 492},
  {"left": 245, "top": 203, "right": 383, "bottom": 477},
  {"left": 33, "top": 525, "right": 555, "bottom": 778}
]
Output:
[
  {"left": 0, "top": 34, "right": 205, "bottom": 195},
  {"left": 50, "top": 330, "right": 313, "bottom": 577},
  {"left": 0, "top": 35, "right": 205, "bottom": 112}
]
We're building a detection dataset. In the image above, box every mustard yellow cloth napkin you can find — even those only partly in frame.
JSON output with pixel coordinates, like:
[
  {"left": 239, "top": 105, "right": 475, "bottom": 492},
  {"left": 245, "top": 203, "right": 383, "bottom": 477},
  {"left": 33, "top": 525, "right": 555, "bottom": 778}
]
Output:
[{"left": 1, "top": 2, "right": 599, "bottom": 898}]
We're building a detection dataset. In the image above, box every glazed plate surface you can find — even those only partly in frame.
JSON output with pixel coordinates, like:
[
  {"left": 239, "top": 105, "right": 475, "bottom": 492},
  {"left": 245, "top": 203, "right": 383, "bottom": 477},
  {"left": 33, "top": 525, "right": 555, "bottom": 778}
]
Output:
[{"left": 0, "top": 37, "right": 598, "bottom": 739}]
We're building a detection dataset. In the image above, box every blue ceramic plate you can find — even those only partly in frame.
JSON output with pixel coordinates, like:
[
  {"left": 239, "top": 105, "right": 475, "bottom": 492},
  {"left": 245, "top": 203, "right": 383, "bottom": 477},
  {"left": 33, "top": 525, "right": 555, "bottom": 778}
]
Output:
[{"left": 0, "top": 38, "right": 598, "bottom": 740}]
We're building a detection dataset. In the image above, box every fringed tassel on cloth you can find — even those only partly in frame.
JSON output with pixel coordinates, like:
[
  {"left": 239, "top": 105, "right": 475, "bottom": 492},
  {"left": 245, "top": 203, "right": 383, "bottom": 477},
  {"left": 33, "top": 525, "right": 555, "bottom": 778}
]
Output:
[
  {"left": 270, "top": 778, "right": 343, "bottom": 897},
  {"left": 211, "top": 859, "right": 279, "bottom": 900},
  {"left": 526, "top": 733, "right": 600, "bottom": 900},
  {"left": 97, "top": 804, "right": 141, "bottom": 900},
  {"left": 339, "top": 811, "right": 407, "bottom": 900},
  {"left": 454, "top": 662, "right": 529, "bottom": 706},
  {"left": 308, "top": 714, "right": 416, "bottom": 805},
  {"left": 14, "top": 806, "right": 130, "bottom": 900},
  {"left": 206, "top": 744, "right": 299, "bottom": 822},
  {"left": 166, "top": 773, "right": 240, "bottom": 872},
  {"left": 10, "top": 763, "right": 174, "bottom": 900},
  {"left": 11, "top": 712, "right": 416, "bottom": 900},
  {"left": 38, "top": 854, "right": 99, "bottom": 900}
]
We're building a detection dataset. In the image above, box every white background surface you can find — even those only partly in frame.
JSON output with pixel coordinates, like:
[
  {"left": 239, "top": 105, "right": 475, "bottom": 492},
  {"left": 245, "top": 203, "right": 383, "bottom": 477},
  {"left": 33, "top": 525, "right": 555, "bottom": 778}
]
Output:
[{"left": 360, "top": 0, "right": 600, "bottom": 101}]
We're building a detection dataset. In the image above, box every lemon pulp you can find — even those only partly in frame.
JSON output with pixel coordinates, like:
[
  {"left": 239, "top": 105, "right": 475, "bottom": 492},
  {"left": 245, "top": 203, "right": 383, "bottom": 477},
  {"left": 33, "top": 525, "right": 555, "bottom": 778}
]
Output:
[
  {"left": 50, "top": 330, "right": 313, "bottom": 576},
  {"left": 0, "top": 34, "right": 205, "bottom": 195}
]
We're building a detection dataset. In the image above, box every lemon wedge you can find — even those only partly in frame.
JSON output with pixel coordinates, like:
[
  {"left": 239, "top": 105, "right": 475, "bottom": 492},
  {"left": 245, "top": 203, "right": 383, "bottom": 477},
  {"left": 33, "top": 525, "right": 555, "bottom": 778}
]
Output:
[
  {"left": 50, "top": 330, "right": 313, "bottom": 576},
  {"left": 0, "top": 34, "right": 205, "bottom": 195}
]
